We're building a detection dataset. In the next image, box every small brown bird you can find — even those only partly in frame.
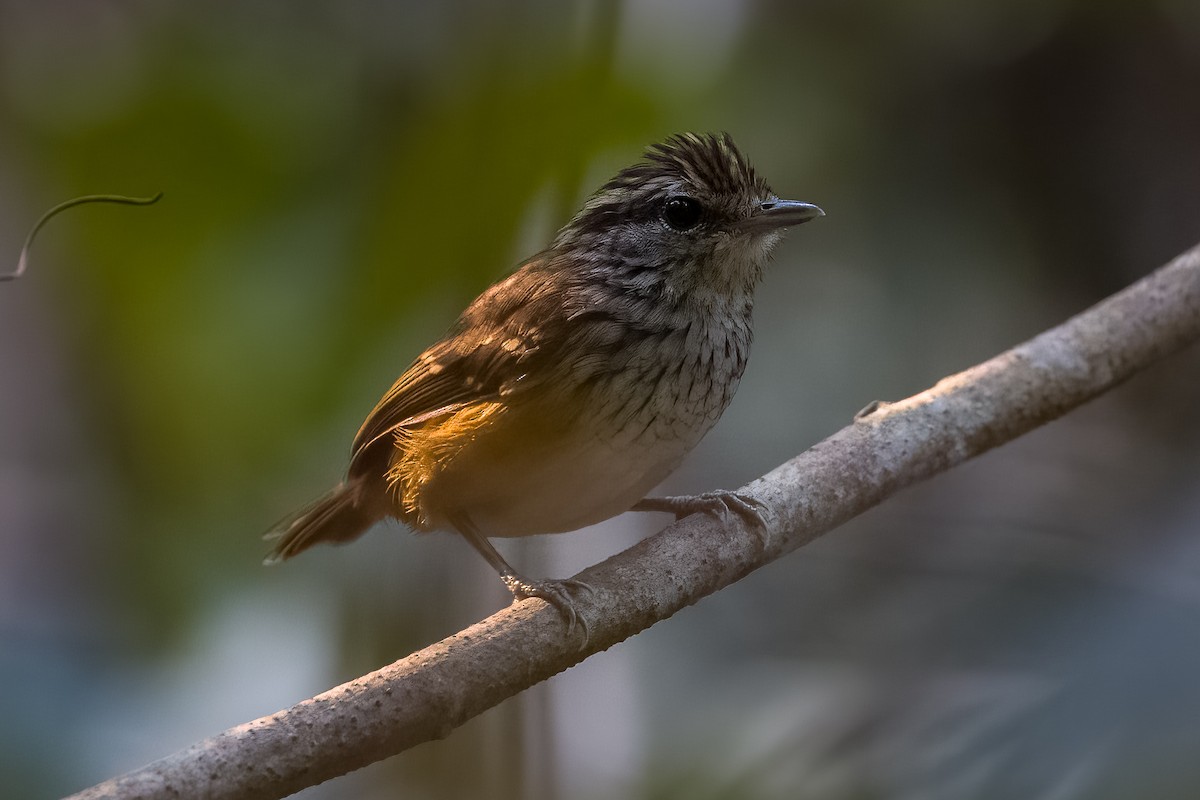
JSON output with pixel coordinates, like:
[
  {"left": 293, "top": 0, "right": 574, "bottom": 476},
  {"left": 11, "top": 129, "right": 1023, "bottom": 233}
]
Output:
[{"left": 267, "top": 133, "right": 822, "bottom": 637}]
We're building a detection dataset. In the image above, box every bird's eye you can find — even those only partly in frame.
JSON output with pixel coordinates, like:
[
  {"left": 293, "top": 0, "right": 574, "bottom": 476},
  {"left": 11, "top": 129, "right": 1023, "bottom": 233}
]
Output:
[{"left": 662, "top": 196, "right": 703, "bottom": 231}]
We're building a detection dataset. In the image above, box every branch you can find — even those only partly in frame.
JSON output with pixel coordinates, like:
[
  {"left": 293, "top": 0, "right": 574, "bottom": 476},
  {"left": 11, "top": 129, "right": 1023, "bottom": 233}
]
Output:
[{"left": 67, "top": 242, "right": 1200, "bottom": 800}]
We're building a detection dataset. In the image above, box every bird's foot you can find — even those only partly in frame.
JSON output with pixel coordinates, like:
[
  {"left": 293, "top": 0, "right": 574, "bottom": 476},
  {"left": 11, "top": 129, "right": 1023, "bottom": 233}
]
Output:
[
  {"left": 633, "top": 491, "right": 770, "bottom": 545},
  {"left": 501, "top": 572, "right": 595, "bottom": 647}
]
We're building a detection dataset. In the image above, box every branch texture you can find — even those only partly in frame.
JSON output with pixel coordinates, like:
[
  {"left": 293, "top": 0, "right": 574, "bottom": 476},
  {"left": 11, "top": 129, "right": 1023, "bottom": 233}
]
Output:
[{"left": 68, "top": 242, "right": 1200, "bottom": 800}]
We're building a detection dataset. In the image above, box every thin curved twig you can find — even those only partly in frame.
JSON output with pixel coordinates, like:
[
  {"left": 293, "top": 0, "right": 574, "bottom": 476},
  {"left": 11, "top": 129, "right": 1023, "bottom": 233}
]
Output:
[{"left": 2, "top": 193, "right": 163, "bottom": 282}]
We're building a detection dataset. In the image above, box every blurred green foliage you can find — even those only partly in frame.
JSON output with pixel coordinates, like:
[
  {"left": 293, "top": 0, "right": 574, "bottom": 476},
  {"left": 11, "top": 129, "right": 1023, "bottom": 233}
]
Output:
[
  {"left": 10, "top": 1, "right": 665, "bottom": 635},
  {"left": 3, "top": 1, "right": 1200, "bottom": 799}
]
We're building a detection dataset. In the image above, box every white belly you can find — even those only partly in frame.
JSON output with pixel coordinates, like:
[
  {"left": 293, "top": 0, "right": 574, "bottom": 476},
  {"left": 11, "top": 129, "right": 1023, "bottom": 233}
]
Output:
[{"left": 417, "top": 419, "right": 690, "bottom": 537}]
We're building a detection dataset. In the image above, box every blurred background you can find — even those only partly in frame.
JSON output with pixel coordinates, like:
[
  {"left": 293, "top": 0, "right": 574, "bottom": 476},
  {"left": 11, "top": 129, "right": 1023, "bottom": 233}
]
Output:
[{"left": 2, "top": 1, "right": 1200, "bottom": 798}]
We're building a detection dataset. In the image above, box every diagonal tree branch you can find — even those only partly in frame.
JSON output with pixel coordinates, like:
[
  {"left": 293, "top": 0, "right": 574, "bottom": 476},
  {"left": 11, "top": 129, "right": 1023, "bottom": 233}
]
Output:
[{"left": 67, "top": 242, "right": 1200, "bottom": 800}]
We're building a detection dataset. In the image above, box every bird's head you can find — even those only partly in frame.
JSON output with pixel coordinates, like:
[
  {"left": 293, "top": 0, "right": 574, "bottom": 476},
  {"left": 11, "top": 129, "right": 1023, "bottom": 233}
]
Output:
[{"left": 553, "top": 132, "right": 822, "bottom": 295}]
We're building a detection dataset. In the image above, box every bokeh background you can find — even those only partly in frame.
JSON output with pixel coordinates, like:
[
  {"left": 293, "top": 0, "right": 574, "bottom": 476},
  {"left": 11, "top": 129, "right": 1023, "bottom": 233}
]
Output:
[{"left": 3, "top": 1, "right": 1200, "bottom": 798}]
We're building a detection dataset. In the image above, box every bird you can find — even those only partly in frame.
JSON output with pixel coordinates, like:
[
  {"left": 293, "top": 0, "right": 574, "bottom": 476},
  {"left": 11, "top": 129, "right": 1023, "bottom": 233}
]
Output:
[{"left": 266, "top": 132, "right": 823, "bottom": 641}]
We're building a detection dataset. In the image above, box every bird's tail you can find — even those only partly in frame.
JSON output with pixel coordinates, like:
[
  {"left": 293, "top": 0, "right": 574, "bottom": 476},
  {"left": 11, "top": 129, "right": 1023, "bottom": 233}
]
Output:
[{"left": 264, "top": 478, "right": 384, "bottom": 564}]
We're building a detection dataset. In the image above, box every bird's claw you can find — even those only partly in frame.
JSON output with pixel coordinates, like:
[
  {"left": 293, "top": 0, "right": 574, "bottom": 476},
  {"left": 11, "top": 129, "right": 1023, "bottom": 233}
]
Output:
[
  {"left": 634, "top": 491, "right": 771, "bottom": 546},
  {"left": 501, "top": 573, "right": 594, "bottom": 647}
]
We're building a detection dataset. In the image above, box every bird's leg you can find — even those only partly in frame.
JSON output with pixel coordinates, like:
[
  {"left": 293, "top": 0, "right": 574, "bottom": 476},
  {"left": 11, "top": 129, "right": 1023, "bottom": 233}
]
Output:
[
  {"left": 633, "top": 492, "right": 770, "bottom": 545},
  {"left": 452, "top": 513, "right": 594, "bottom": 646}
]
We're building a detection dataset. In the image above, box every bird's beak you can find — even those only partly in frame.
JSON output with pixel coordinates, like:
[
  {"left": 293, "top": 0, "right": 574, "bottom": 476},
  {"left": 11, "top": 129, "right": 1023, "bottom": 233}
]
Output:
[{"left": 741, "top": 198, "right": 825, "bottom": 232}]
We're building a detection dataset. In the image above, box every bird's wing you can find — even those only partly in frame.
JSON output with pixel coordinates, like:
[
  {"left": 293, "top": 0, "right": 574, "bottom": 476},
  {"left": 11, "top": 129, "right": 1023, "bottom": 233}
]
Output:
[{"left": 348, "top": 258, "right": 567, "bottom": 473}]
